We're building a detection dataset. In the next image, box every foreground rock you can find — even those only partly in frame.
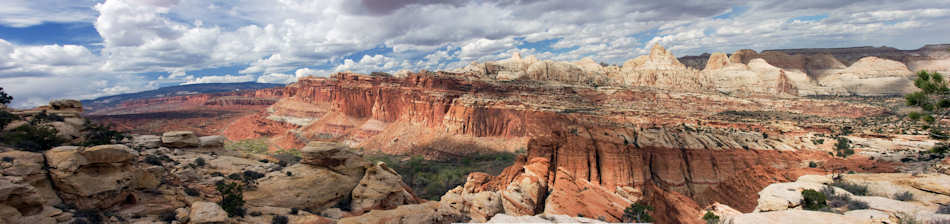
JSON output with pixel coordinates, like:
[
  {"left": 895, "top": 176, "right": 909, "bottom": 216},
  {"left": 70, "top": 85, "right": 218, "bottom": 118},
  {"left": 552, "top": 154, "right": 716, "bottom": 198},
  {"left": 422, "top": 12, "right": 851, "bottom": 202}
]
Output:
[
  {"left": 44, "top": 145, "right": 137, "bottom": 209},
  {"left": 189, "top": 201, "right": 229, "bottom": 224},
  {"left": 744, "top": 173, "right": 950, "bottom": 223},
  {"left": 245, "top": 141, "right": 422, "bottom": 213},
  {"left": 338, "top": 201, "right": 465, "bottom": 224},
  {"left": 486, "top": 214, "right": 605, "bottom": 223},
  {"left": 162, "top": 131, "right": 200, "bottom": 148},
  {"left": 350, "top": 162, "right": 421, "bottom": 213},
  {"left": 725, "top": 210, "right": 868, "bottom": 224}
]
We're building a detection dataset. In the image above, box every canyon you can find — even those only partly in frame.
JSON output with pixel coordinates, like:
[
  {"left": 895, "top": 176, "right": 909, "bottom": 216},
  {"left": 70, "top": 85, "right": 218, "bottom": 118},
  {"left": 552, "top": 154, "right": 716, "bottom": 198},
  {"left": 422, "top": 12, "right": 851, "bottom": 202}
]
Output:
[{"left": 75, "top": 44, "right": 950, "bottom": 223}]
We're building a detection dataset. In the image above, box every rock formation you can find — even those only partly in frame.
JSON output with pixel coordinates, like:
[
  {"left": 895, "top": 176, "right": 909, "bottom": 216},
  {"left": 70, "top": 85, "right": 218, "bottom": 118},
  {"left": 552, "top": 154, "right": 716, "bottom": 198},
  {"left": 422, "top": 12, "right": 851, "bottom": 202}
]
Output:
[{"left": 44, "top": 145, "right": 138, "bottom": 209}]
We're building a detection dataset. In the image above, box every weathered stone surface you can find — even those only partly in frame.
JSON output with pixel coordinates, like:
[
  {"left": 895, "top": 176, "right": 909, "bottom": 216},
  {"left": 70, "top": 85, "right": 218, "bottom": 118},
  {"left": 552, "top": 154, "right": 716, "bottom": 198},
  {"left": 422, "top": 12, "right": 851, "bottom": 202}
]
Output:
[
  {"left": 132, "top": 135, "right": 162, "bottom": 149},
  {"left": 441, "top": 172, "right": 504, "bottom": 222},
  {"left": 301, "top": 141, "right": 369, "bottom": 177},
  {"left": 48, "top": 121, "right": 81, "bottom": 141},
  {"left": 839, "top": 173, "right": 950, "bottom": 205},
  {"left": 0, "top": 176, "right": 46, "bottom": 223},
  {"left": 350, "top": 162, "right": 419, "bottom": 213},
  {"left": 753, "top": 182, "right": 849, "bottom": 212},
  {"left": 0, "top": 151, "right": 61, "bottom": 205},
  {"left": 81, "top": 144, "right": 136, "bottom": 164},
  {"left": 486, "top": 214, "right": 605, "bottom": 223},
  {"left": 500, "top": 158, "right": 549, "bottom": 216},
  {"left": 542, "top": 168, "right": 631, "bottom": 222},
  {"left": 198, "top": 136, "right": 227, "bottom": 148},
  {"left": 44, "top": 146, "right": 135, "bottom": 209},
  {"left": 724, "top": 210, "right": 868, "bottom": 224},
  {"left": 338, "top": 201, "right": 465, "bottom": 224},
  {"left": 244, "top": 164, "right": 360, "bottom": 210},
  {"left": 189, "top": 201, "right": 228, "bottom": 224},
  {"left": 161, "top": 131, "right": 200, "bottom": 148}
]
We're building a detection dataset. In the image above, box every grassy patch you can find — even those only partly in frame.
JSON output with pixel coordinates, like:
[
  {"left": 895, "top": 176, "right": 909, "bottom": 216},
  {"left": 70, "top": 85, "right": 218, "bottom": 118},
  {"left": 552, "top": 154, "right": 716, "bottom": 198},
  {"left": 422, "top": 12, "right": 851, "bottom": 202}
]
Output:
[
  {"left": 365, "top": 151, "right": 516, "bottom": 200},
  {"left": 225, "top": 138, "right": 269, "bottom": 154}
]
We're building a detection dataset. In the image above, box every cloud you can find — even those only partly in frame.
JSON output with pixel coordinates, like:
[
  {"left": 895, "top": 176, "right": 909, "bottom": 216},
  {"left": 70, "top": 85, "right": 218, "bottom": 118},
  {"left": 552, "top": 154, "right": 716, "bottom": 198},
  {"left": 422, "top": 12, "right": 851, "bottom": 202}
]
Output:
[
  {"left": 182, "top": 74, "right": 255, "bottom": 84},
  {"left": 3, "top": 0, "right": 950, "bottom": 108},
  {"left": 257, "top": 73, "right": 296, "bottom": 84},
  {"left": 0, "top": 0, "right": 100, "bottom": 27}
]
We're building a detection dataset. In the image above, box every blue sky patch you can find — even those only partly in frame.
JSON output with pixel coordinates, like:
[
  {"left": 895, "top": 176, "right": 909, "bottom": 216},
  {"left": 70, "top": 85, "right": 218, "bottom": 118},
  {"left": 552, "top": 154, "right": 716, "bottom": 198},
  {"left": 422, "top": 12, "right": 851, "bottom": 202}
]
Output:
[
  {"left": 789, "top": 14, "right": 829, "bottom": 22},
  {"left": 713, "top": 6, "right": 749, "bottom": 19},
  {"left": 0, "top": 22, "right": 101, "bottom": 47}
]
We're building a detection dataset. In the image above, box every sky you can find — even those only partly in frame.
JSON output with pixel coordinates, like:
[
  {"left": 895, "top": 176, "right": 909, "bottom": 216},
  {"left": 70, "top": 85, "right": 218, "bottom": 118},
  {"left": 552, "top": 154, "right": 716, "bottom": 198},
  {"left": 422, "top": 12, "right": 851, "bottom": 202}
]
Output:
[{"left": 1, "top": 0, "right": 949, "bottom": 107}]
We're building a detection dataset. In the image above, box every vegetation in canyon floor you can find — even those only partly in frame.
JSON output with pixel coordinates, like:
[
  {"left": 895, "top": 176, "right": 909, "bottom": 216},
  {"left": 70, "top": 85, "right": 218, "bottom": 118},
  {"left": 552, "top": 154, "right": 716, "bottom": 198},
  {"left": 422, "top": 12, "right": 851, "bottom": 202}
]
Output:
[{"left": 364, "top": 151, "right": 517, "bottom": 200}]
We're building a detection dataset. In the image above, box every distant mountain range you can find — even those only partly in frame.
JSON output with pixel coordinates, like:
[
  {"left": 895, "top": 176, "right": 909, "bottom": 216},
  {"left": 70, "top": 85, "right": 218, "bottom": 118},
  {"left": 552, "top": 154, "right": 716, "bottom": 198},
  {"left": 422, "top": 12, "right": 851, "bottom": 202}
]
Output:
[{"left": 81, "top": 82, "right": 283, "bottom": 112}]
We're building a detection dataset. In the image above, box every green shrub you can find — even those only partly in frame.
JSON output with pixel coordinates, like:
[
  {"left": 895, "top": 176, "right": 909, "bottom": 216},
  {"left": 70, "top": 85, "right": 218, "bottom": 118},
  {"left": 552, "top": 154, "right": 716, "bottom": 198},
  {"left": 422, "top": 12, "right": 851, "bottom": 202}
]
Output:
[
  {"left": 366, "top": 151, "right": 516, "bottom": 200},
  {"left": 194, "top": 157, "right": 206, "bottom": 167},
  {"left": 272, "top": 149, "right": 301, "bottom": 166},
  {"left": 809, "top": 161, "right": 818, "bottom": 168},
  {"left": 835, "top": 137, "right": 854, "bottom": 158},
  {"left": 830, "top": 180, "right": 868, "bottom": 196},
  {"left": 1, "top": 124, "right": 64, "bottom": 152},
  {"left": 144, "top": 155, "right": 164, "bottom": 166},
  {"left": 0, "top": 110, "right": 18, "bottom": 129},
  {"left": 184, "top": 187, "right": 200, "bottom": 196},
  {"left": 801, "top": 189, "right": 827, "bottom": 210},
  {"left": 81, "top": 121, "right": 127, "bottom": 146},
  {"left": 932, "top": 144, "right": 950, "bottom": 155},
  {"left": 894, "top": 191, "right": 914, "bottom": 201},
  {"left": 847, "top": 199, "right": 869, "bottom": 210},
  {"left": 702, "top": 211, "right": 720, "bottom": 224},
  {"left": 226, "top": 138, "right": 269, "bottom": 154},
  {"left": 272, "top": 215, "right": 289, "bottom": 224},
  {"left": 622, "top": 201, "right": 654, "bottom": 223},
  {"left": 216, "top": 182, "right": 245, "bottom": 217},
  {"left": 29, "top": 111, "right": 63, "bottom": 125},
  {"left": 243, "top": 170, "right": 265, "bottom": 182},
  {"left": 0, "top": 87, "right": 12, "bottom": 106},
  {"left": 228, "top": 173, "right": 242, "bottom": 180},
  {"left": 158, "top": 210, "right": 176, "bottom": 223}
]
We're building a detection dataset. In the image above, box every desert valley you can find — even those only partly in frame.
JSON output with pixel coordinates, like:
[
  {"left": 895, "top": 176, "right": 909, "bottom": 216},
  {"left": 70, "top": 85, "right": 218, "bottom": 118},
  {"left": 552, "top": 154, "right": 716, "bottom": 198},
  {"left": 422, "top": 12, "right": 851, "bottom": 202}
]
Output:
[
  {"left": 3, "top": 43, "right": 950, "bottom": 223},
  {"left": 3, "top": 1, "right": 950, "bottom": 223}
]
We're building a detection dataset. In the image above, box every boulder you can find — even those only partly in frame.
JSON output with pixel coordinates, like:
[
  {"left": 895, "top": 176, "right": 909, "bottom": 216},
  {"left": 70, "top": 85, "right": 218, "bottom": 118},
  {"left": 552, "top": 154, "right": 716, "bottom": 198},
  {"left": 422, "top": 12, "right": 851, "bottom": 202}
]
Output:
[
  {"left": 753, "top": 182, "right": 847, "bottom": 212},
  {"left": 198, "top": 136, "right": 227, "bottom": 148},
  {"left": 48, "top": 100, "right": 82, "bottom": 112},
  {"left": 244, "top": 164, "right": 361, "bottom": 210},
  {"left": 161, "top": 131, "right": 200, "bottom": 148},
  {"left": 0, "top": 150, "right": 61, "bottom": 205},
  {"left": 80, "top": 144, "right": 136, "bottom": 164},
  {"left": 501, "top": 158, "right": 550, "bottom": 216},
  {"left": 839, "top": 173, "right": 950, "bottom": 205},
  {"left": 189, "top": 201, "right": 228, "bottom": 224},
  {"left": 486, "top": 214, "right": 604, "bottom": 223},
  {"left": 44, "top": 146, "right": 135, "bottom": 209},
  {"left": 132, "top": 135, "right": 162, "bottom": 149},
  {"left": 724, "top": 210, "right": 868, "bottom": 224},
  {"left": 48, "top": 122, "right": 81, "bottom": 141},
  {"left": 441, "top": 173, "right": 503, "bottom": 222},
  {"left": 350, "top": 162, "right": 419, "bottom": 213},
  {"left": 0, "top": 176, "right": 46, "bottom": 223},
  {"left": 338, "top": 201, "right": 464, "bottom": 224},
  {"left": 301, "top": 141, "right": 369, "bottom": 176}
]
